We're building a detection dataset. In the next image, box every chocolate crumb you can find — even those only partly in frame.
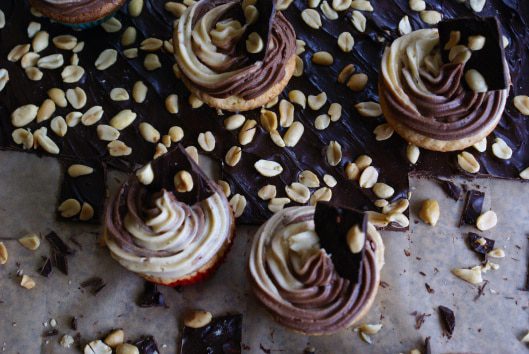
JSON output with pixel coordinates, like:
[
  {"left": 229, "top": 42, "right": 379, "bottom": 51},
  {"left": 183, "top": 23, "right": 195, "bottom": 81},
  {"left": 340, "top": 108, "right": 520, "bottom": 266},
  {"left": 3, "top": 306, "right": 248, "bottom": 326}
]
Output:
[
  {"left": 404, "top": 249, "right": 411, "bottom": 257},
  {"left": 419, "top": 271, "right": 426, "bottom": 276},
  {"left": 80, "top": 277, "right": 106, "bottom": 295},
  {"left": 412, "top": 311, "right": 431, "bottom": 330},
  {"left": 38, "top": 257, "right": 53, "bottom": 277},
  {"left": 138, "top": 282, "right": 166, "bottom": 308},
  {"left": 71, "top": 317, "right": 78, "bottom": 331},
  {"left": 425, "top": 283, "right": 435, "bottom": 294},
  {"left": 379, "top": 281, "right": 390, "bottom": 289},
  {"left": 438, "top": 305, "right": 455, "bottom": 339},
  {"left": 475, "top": 280, "right": 489, "bottom": 301},
  {"left": 134, "top": 335, "right": 160, "bottom": 354},
  {"left": 42, "top": 329, "right": 59, "bottom": 337}
]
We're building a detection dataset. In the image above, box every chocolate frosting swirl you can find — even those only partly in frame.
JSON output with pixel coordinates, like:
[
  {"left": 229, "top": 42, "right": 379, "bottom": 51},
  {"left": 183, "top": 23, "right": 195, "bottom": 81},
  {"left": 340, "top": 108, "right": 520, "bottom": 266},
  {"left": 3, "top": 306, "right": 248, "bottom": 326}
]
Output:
[
  {"left": 380, "top": 29, "right": 509, "bottom": 141},
  {"left": 248, "top": 206, "right": 384, "bottom": 335},
  {"left": 174, "top": 0, "right": 296, "bottom": 99},
  {"left": 30, "top": 0, "right": 123, "bottom": 19},
  {"left": 104, "top": 146, "right": 233, "bottom": 282}
]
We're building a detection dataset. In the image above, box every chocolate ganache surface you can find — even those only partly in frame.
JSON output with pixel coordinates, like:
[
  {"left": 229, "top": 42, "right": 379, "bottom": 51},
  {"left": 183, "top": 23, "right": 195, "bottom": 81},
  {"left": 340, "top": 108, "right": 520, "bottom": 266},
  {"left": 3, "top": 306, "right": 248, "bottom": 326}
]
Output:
[
  {"left": 0, "top": 1, "right": 528, "bottom": 225},
  {"left": 175, "top": 0, "right": 296, "bottom": 99},
  {"left": 248, "top": 206, "right": 384, "bottom": 335}
]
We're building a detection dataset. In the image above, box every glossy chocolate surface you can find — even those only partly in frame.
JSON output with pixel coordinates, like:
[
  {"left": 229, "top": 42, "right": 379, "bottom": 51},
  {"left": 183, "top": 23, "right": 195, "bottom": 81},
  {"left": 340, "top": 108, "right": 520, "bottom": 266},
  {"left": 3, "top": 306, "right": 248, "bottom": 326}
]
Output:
[{"left": 0, "top": 1, "right": 528, "bottom": 225}]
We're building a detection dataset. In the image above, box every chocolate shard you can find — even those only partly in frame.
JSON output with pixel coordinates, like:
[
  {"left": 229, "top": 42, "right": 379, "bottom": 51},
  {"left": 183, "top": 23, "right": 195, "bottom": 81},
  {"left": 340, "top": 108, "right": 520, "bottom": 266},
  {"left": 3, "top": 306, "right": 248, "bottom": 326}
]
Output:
[
  {"left": 459, "top": 190, "right": 484, "bottom": 226},
  {"left": 438, "top": 305, "right": 455, "bottom": 339},
  {"left": 137, "top": 282, "right": 166, "bottom": 308},
  {"left": 314, "top": 202, "right": 366, "bottom": 283},
  {"left": 438, "top": 17, "right": 508, "bottom": 90},
  {"left": 51, "top": 249, "right": 69, "bottom": 275},
  {"left": 424, "top": 336, "right": 432, "bottom": 354},
  {"left": 181, "top": 314, "right": 242, "bottom": 354},
  {"left": 38, "top": 257, "right": 53, "bottom": 277},
  {"left": 436, "top": 178, "right": 462, "bottom": 201},
  {"left": 134, "top": 336, "right": 160, "bottom": 354},
  {"left": 467, "top": 232, "right": 495, "bottom": 256},
  {"left": 245, "top": 0, "right": 277, "bottom": 61},
  {"left": 45, "top": 231, "right": 75, "bottom": 256}
]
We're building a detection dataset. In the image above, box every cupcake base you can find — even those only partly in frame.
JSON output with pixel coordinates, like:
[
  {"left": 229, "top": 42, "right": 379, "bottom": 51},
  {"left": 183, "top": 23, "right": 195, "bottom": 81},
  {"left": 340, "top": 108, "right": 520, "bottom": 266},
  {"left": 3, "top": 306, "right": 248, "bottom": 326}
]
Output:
[
  {"left": 181, "top": 55, "right": 297, "bottom": 113},
  {"left": 378, "top": 80, "right": 509, "bottom": 152}
]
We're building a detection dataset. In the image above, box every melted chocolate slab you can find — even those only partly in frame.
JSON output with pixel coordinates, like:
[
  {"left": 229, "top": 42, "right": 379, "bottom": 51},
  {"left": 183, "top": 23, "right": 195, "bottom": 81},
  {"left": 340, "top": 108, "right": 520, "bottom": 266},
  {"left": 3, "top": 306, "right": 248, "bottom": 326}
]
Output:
[
  {"left": 180, "top": 314, "right": 242, "bottom": 354},
  {"left": 59, "top": 159, "right": 106, "bottom": 223},
  {"left": 314, "top": 202, "right": 366, "bottom": 283},
  {"left": 0, "top": 1, "right": 528, "bottom": 225},
  {"left": 439, "top": 17, "right": 508, "bottom": 90}
]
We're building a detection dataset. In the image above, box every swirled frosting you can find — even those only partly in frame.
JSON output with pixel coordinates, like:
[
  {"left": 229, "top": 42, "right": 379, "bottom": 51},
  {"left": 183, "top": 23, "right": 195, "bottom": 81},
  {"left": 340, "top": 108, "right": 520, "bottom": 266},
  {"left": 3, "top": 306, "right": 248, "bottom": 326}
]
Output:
[
  {"left": 104, "top": 147, "right": 233, "bottom": 282},
  {"left": 174, "top": 0, "right": 296, "bottom": 99},
  {"left": 380, "top": 29, "right": 509, "bottom": 141},
  {"left": 248, "top": 206, "right": 384, "bottom": 335}
]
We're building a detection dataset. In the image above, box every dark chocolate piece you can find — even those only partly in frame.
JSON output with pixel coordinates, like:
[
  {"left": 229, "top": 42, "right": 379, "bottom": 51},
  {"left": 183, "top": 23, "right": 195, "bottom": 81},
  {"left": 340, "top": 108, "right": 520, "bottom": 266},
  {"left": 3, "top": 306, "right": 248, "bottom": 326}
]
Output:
[
  {"left": 51, "top": 249, "right": 68, "bottom": 275},
  {"left": 424, "top": 337, "right": 432, "bottom": 354},
  {"left": 38, "top": 257, "right": 53, "bottom": 277},
  {"left": 314, "top": 202, "right": 366, "bottom": 283},
  {"left": 134, "top": 336, "right": 160, "bottom": 354},
  {"left": 425, "top": 283, "right": 435, "bottom": 294},
  {"left": 438, "top": 17, "right": 508, "bottom": 90},
  {"left": 438, "top": 305, "right": 455, "bottom": 339},
  {"left": 467, "top": 232, "right": 495, "bottom": 256},
  {"left": 80, "top": 277, "right": 106, "bottom": 295},
  {"left": 436, "top": 179, "right": 462, "bottom": 201},
  {"left": 71, "top": 317, "right": 78, "bottom": 331},
  {"left": 180, "top": 314, "right": 242, "bottom": 354},
  {"left": 45, "top": 231, "right": 74, "bottom": 256},
  {"left": 137, "top": 282, "right": 166, "bottom": 308},
  {"left": 459, "top": 190, "right": 485, "bottom": 226},
  {"left": 58, "top": 159, "right": 106, "bottom": 224},
  {"left": 0, "top": 1, "right": 528, "bottom": 226}
]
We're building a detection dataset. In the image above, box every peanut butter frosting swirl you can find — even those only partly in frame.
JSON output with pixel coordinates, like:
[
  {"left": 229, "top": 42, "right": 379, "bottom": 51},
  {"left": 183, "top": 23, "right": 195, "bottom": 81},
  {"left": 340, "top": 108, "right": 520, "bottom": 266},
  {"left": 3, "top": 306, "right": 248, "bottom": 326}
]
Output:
[
  {"left": 380, "top": 29, "right": 509, "bottom": 141},
  {"left": 104, "top": 150, "right": 233, "bottom": 281},
  {"left": 249, "top": 206, "right": 384, "bottom": 335},
  {"left": 174, "top": 0, "right": 296, "bottom": 99}
]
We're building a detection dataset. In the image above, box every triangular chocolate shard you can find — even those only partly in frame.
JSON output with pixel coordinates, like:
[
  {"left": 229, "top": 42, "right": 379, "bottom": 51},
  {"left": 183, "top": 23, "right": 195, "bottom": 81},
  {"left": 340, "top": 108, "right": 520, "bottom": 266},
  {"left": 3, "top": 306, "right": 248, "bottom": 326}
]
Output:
[{"left": 314, "top": 202, "right": 366, "bottom": 283}]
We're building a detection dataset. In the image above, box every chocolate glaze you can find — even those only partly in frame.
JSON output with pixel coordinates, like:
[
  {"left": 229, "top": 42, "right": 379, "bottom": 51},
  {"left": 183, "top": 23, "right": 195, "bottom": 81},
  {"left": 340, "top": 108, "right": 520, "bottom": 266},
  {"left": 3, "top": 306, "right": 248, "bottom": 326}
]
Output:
[{"left": 0, "top": 1, "right": 528, "bottom": 225}]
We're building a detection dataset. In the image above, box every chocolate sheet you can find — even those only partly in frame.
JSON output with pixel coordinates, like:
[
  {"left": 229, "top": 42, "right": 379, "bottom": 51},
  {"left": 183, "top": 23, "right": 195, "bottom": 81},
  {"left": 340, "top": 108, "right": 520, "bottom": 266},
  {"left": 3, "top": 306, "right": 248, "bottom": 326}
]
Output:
[
  {"left": 0, "top": 151, "right": 528, "bottom": 353},
  {"left": 1, "top": 1, "right": 528, "bottom": 224}
]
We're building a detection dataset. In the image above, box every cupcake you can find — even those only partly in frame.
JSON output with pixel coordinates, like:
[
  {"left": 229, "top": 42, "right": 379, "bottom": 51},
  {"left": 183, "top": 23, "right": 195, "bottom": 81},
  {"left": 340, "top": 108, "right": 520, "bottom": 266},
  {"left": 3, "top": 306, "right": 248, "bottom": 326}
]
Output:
[
  {"left": 174, "top": 0, "right": 297, "bottom": 112},
  {"left": 248, "top": 204, "right": 385, "bottom": 335},
  {"left": 379, "top": 22, "right": 510, "bottom": 152},
  {"left": 28, "top": 0, "right": 126, "bottom": 29},
  {"left": 104, "top": 145, "right": 235, "bottom": 286}
]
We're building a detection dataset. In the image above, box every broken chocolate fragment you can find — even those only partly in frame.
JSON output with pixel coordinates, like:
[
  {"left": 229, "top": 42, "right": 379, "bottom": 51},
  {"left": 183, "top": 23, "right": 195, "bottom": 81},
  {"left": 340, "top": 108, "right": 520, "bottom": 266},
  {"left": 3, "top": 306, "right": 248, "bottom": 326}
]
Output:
[
  {"left": 459, "top": 190, "right": 484, "bottom": 226},
  {"left": 138, "top": 282, "right": 166, "bottom": 308},
  {"left": 436, "top": 178, "right": 462, "bottom": 201},
  {"left": 51, "top": 249, "right": 69, "bottom": 275},
  {"left": 134, "top": 336, "right": 160, "bottom": 354},
  {"left": 45, "top": 231, "right": 75, "bottom": 255},
  {"left": 438, "top": 305, "right": 455, "bottom": 339},
  {"left": 38, "top": 257, "right": 53, "bottom": 277},
  {"left": 424, "top": 336, "right": 432, "bottom": 354},
  {"left": 439, "top": 17, "right": 508, "bottom": 90},
  {"left": 467, "top": 232, "right": 495, "bottom": 256},
  {"left": 314, "top": 202, "right": 366, "bottom": 283},
  {"left": 180, "top": 314, "right": 242, "bottom": 354},
  {"left": 71, "top": 316, "right": 78, "bottom": 331}
]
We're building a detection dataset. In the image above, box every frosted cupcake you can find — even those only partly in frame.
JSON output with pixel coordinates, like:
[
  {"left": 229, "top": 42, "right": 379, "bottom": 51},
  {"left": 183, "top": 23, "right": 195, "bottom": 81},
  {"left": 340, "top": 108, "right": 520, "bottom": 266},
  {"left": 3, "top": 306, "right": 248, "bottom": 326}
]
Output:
[
  {"left": 104, "top": 145, "right": 235, "bottom": 286},
  {"left": 174, "top": 0, "right": 297, "bottom": 112},
  {"left": 29, "top": 0, "right": 126, "bottom": 29},
  {"left": 248, "top": 204, "right": 385, "bottom": 335}
]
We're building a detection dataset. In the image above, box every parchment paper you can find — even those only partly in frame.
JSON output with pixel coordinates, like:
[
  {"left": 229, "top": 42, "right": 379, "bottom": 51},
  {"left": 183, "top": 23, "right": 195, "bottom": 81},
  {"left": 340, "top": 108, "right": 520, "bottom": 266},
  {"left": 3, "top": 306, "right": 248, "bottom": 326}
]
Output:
[{"left": 0, "top": 150, "right": 528, "bottom": 353}]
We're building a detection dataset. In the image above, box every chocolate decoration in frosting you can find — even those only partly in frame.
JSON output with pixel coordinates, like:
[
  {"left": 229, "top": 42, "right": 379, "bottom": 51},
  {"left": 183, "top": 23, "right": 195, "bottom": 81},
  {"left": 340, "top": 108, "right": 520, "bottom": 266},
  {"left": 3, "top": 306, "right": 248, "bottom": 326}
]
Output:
[
  {"left": 438, "top": 17, "right": 508, "bottom": 90},
  {"left": 0, "top": 1, "right": 528, "bottom": 226},
  {"left": 314, "top": 202, "right": 366, "bottom": 283}
]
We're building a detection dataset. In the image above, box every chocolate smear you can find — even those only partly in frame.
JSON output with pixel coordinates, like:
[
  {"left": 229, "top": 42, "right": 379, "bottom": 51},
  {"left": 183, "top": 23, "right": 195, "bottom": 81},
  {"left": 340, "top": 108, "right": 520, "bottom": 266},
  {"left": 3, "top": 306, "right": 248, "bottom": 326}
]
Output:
[
  {"left": 314, "top": 202, "right": 366, "bottom": 283},
  {"left": 134, "top": 335, "right": 160, "bottom": 354},
  {"left": 138, "top": 282, "right": 167, "bottom": 308},
  {"left": 438, "top": 305, "right": 455, "bottom": 339},
  {"left": 38, "top": 257, "right": 53, "bottom": 277},
  {"left": 436, "top": 178, "right": 462, "bottom": 201},
  {"left": 180, "top": 314, "right": 242, "bottom": 354},
  {"left": 45, "top": 231, "right": 74, "bottom": 256},
  {"left": 467, "top": 232, "right": 495, "bottom": 256},
  {"left": 439, "top": 17, "right": 508, "bottom": 91},
  {"left": 459, "top": 190, "right": 484, "bottom": 226}
]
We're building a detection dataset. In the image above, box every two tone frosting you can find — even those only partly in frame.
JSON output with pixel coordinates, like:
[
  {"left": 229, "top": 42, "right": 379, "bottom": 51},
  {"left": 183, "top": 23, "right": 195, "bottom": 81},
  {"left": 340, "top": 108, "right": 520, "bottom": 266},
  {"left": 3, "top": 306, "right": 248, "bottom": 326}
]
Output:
[
  {"left": 248, "top": 206, "right": 384, "bottom": 335},
  {"left": 174, "top": 0, "right": 296, "bottom": 99},
  {"left": 380, "top": 29, "right": 509, "bottom": 141},
  {"left": 104, "top": 147, "right": 233, "bottom": 282}
]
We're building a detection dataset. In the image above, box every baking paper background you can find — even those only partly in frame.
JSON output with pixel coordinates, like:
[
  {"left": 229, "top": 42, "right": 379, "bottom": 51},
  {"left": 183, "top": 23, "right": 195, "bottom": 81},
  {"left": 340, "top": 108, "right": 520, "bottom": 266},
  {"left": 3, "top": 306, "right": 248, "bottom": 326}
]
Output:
[{"left": 0, "top": 150, "right": 528, "bottom": 353}]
